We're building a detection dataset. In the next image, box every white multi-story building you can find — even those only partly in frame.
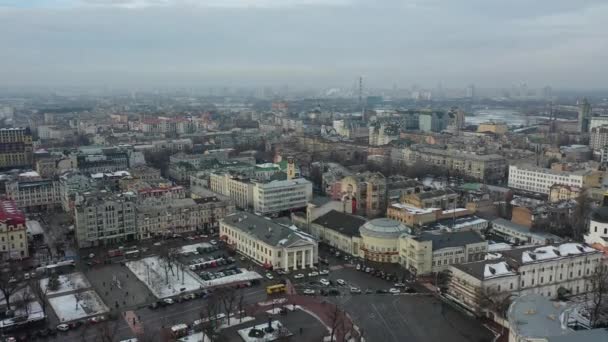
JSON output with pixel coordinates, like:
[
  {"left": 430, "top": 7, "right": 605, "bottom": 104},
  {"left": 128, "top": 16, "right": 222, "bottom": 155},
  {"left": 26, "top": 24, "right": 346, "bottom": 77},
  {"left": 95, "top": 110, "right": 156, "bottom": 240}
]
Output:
[
  {"left": 220, "top": 212, "right": 318, "bottom": 271},
  {"left": 507, "top": 165, "right": 588, "bottom": 194},
  {"left": 447, "top": 242, "right": 603, "bottom": 315},
  {"left": 253, "top": 178, "right": 312, "bottom": 215},
  {"left": 74, "top": 191, "right": 137, "bottom": 248},
  {"left": 589, "top": 116, "right": 608, "bottom": 131},
  {"left": 209, "top": 173, "right": 254, "bottom": 210},
  {"left": 590, "top": 125, "right": 608, "bottom": 150}
]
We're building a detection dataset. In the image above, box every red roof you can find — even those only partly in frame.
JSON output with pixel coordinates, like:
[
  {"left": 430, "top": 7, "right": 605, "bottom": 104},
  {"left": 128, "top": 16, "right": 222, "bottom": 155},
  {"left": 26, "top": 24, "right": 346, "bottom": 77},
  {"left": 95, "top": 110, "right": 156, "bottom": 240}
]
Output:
[{"left": 0, "top": 200, "right": 25, "bottom": 226}]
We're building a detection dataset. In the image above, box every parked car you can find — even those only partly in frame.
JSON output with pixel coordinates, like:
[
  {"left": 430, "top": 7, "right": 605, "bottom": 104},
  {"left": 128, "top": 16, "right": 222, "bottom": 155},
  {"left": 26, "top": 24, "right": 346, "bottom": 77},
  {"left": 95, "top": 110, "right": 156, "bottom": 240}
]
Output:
[
  {"left": 319, "top": 269, "right": 329, "bottom": 275},
  {"left": 350, "top": 287, "right": 361, "bottom": 294},
  {"left": 308, "top": 271, "right": 319, "bottom": 277},
  {"left": 394, "top": 283, "right": 406, "bottom": 288},
  {"left": 265, "top": 273, "right": 274, "bottom": 280},
  {"left": 365, "top": 288, "right": 374, "bottom": 294},
  {"left": 336, "top": 279, "right": 346, "bottom": 286},
  {"left": 210, "top": 240, "right": 217, "bottom": 245},
  {"left": 303, "top": 289, "right": 315, "bottom": 295},
  {"left": 163, "top": 298, "right": 175, "bottom": 305},
  {"left": 319, "top": 278, "right": 330, "bottom": 286},
  {"left": 355, "top": 264, "right": 361, "bottom": 271},
  {"left": 56, "top": 324, "right": 70, "bottom": 332},
  {"left": 389, "top": 288, "right": 401, "bottom": 294},
  {"left": 294, "top": 273, "right": 304, "bottom": 279}
]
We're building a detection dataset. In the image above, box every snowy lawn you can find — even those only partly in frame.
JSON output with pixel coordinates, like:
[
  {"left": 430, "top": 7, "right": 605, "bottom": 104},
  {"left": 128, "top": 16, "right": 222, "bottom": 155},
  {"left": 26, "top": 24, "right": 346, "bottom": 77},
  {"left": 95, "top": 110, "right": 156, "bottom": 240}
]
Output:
[
  {"left": 40, "top": 272, "right": 92, "bottom": 297},
  {"left": 48, "top": 290, "right": 109, "bottom": 322},
  {"left": 126, "top": 256, "right": 204, "bottom": 299},
  {"left": 201, "top": 269, "right": 262, "bottom": 288},
  {"left": 237, "top": 320, "right": 292, "bottom": 342},
  {"left": 178, "top": 332, "right": 210, "bottom": 342},
  {"left": 0, "top": 300, "right": 45, "bottom": 329}
]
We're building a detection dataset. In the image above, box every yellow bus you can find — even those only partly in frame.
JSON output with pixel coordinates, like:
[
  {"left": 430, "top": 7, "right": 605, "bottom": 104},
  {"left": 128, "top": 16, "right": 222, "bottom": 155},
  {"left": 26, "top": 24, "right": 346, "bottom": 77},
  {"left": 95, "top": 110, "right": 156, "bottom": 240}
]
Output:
[{"left": 266, "top": 284, "right": 286, "bottom": 295}]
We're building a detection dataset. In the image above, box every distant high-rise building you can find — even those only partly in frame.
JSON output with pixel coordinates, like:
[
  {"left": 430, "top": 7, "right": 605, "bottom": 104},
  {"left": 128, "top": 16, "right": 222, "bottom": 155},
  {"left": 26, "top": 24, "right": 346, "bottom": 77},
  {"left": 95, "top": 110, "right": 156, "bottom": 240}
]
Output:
[
  {"left": 466, "top": 84, "right": 475, "bottom": 99},
  {"left": 542, "top": 85, "right": 553, "bottom": 99},
  {"left": 0, "top": 127, "right": 33, "bottom": 169},
  {"left": 578, "top": 98, "right": 592, "bottom": 133}
]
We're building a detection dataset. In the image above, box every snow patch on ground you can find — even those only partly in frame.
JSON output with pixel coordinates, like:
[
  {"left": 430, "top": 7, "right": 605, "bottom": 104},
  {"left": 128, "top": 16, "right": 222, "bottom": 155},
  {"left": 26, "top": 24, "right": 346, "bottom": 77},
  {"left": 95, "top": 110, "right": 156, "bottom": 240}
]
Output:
[
  {"left": 180, "top": 242, "right": 212, "bottom": 254},
  {"left": 219, "top": 316, "right": 255, "bottom": 329},
  {"left": 258, "top": 298, "right": 287, "bottom": 306},
  {"left": 0, "top": 300, "right": 45, "bottom": 329},
  {"left": 202, "top": 268, "right": 262, "bottom": 288},
  {"left": 237, "top": 320, "right": 292, "bottom": 342},
  {"left": 127, "top": 256, "right": 204, "bottom": 299},
  {"left": 178, "top": 331, "right": 209, "bottom": 342},
  {"left": 48, "top": 290, "right": 109, "bottom": 322},
  {"left": 40, "top": 272, "right": 92, "bottom": 297}
]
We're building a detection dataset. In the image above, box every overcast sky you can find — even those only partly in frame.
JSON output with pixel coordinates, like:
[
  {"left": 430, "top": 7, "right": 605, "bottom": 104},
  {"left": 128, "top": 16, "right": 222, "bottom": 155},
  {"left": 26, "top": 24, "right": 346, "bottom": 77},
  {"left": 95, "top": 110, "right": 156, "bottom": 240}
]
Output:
[{"left": 0, "top": 0, "right": 607, "bottom": 89}]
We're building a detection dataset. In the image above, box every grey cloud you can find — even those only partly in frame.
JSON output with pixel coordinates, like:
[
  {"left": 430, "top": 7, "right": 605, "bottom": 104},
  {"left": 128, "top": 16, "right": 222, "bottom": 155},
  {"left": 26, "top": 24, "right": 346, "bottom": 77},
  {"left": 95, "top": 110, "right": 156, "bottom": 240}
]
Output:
[{"left": 0, "top": 0, "right": 607, "bottom": 89}]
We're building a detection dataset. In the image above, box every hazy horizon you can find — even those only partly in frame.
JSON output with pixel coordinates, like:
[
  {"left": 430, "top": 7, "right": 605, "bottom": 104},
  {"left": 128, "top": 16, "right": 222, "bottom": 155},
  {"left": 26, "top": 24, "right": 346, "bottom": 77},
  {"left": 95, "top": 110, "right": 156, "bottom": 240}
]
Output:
[{"left": 1, "top": 0, "right": 607, "bottom": 89}]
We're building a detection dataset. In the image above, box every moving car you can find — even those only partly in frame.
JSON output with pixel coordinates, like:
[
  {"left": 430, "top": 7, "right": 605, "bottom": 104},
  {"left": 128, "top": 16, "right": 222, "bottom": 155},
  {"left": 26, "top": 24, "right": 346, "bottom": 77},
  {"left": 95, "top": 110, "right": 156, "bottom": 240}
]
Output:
[
  {"left": 319, "top": 269, "right": 329, "bottom": 275},
  {"left": 56, "top": 324, "right": 69, "bottom": 332},
  {"left": 350, "top": 287, "right": 361, "bottom": 294},
  {"left": 394, "top": 283, "right": 406, "bottom": 288},
  {"left": 163, "top": 298, "right": 175, "bottom": 305},
  {"left": 89, "top": 316, "right": 106, "bottom": 324},
  {"left": 389, "top": 288, "right": 401, "bottom": 294},
  {"left": 265, "top": 273, "right": 274, "bottom": 280},
  {"left": 294, "top": 273, "right": 304, "bottom": 279},
  {"left": 303, "top": 289, "right": 315, "bottom": 295}
]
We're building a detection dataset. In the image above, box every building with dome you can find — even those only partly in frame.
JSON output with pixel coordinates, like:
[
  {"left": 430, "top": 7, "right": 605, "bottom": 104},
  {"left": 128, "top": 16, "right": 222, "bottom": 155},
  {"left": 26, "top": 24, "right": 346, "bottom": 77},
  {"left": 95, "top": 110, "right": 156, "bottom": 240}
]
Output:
[
  {"left": 585, "top": 206, "right": 608, "bottom": 252},
  {"left": 359, "top": 218, "right": 411, "bottom": 263}
]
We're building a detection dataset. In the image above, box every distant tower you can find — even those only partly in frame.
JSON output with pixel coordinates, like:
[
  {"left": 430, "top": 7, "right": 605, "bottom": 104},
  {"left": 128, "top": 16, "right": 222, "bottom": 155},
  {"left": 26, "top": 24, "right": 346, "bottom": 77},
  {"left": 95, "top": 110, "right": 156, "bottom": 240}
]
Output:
[
  {"left": 578, "top": 98, "right": 592, "bottom": 133},
  {"left": 359, "top": 76, "right": 365, "bottom": 121},
  {"left": 286, "top": 157, "right": 296, "bottom": 180}
]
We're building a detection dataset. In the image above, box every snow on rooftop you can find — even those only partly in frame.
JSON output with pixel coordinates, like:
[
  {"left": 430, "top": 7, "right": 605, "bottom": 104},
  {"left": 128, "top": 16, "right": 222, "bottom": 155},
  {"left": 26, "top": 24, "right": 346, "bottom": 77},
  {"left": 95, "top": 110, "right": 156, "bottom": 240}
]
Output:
[
  {"left": 484, "top": 261, "right": 515, "bottom": 279},
  {"left": 390, "top": 203, "right": 437, "bottom": 214},
  {"left": 485, "top": 253, "right": 502, "bottom": 260},
  {"left": 522, "top": 243, "right": 597, "bottom": 263},
  {"left": 488, "top": 242, "right": 513, "bottom": 252},
  {"left": 18, "top": 171, "right": 40, "bottom": 178}
]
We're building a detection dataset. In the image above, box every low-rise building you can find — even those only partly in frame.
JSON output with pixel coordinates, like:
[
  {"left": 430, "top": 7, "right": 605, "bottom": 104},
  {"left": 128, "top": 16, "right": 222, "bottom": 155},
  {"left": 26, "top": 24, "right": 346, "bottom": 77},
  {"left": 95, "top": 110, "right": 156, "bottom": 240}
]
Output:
[
  {"left": 340, "top": 172, "right": 387, "bottom": 218},
  {"left": 585, "top": 206, "right": 608, "bottom": 251},
  {"left": 399, "top": 230, "right": 487, "bottom": 275},
  {"left": 359, "top": 218, "right": 411, "bottom": 263},
  {"left": 507, "top": 164, "right": 603, "bottom": 195},
  {"left": 0, "top": 200, "right": 29, "bottom": 260},
  {"left": 387, "top": 203, "right": 473, "bottom": 227},
  {"left": 220, "top": 212, "right": 318, "bottom": 271},
  {"left": 401, "top": 188, "right": 459, "bottom": 210},
  {"left": 310, "top": 210, "right": 366, "bottom": 257},
  {"left": 549, "top": 184, "right": 582, "bottom": 202},
  {"left": 447, "top": 242, "right": 603, "bottom": 315},
  {"left": 491, "top": 218, "right": 563, "bottom": 245}
]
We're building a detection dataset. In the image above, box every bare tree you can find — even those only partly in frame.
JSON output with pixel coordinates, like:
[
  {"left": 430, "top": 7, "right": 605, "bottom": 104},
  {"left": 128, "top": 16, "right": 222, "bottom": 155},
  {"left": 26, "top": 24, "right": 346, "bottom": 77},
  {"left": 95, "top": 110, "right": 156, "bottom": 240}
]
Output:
[
  {"left": 14, "top": 287, "right": 34, "bottom": 317},
  {"left": 477, "top": 287, "right": 512, "bottom": 319},
  {"left": 201, "top": 295, "right": 222, "bottom": 342},
  {"left": 217, "top": 287, "right": 237, "bottom": 320},
  {"left": 0, "top": 264, "right": 21, "bottom": 308},
  {"left": 571, "top": 191, "right": 592, "bottom": 241},
  {"left": 328, "top": 304, "right": 343, "bottom": 342},
  {"left": 587, "top": 263, "right": 608, "bottom": 328},
  {"left": 28, "top": 279, "right": 49, "bottom": 315}
]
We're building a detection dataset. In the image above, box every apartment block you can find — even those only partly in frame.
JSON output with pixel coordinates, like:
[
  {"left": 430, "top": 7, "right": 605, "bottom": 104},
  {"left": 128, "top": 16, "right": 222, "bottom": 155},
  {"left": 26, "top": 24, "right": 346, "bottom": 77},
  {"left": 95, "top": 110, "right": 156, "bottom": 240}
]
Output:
[
  {"left": 0, "top": 127, "right": 33, "bottom": 169},
  {"left": 74, "top": 191, "right": 137, "bottom": 248},
  {"left": 6, "top": 178, "right": 61, "bottom": 212}
]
